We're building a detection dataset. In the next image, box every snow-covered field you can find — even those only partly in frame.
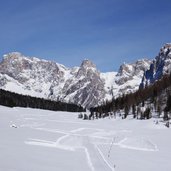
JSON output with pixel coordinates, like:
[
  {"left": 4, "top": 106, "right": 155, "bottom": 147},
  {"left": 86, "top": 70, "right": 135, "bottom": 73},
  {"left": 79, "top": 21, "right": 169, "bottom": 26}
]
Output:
[{"left": 0, "top": 106, "right": 171, "bottom": 171}]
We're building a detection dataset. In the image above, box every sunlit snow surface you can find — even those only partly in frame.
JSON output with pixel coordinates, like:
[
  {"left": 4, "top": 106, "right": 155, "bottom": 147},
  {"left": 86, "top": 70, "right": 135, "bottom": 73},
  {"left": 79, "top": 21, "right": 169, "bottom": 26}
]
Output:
[{"left": 0, "top": 106, "right": 171, "bottom": 171}]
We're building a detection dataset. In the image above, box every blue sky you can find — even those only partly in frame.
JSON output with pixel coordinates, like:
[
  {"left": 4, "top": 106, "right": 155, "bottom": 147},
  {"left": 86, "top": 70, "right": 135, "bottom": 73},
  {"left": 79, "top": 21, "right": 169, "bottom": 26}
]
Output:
[{"left": 0, "top": 0, "right": 171, "bottom": 72}]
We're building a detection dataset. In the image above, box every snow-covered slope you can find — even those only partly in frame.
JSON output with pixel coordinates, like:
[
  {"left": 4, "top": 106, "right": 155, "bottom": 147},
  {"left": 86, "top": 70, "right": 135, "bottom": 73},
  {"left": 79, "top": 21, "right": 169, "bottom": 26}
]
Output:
[
  {"left": 0, "top": 106, "right": 171, "bottom": 171},
  {"left": 0, "top": 52, "right": 151, "bottom": 108},
  {"left": 100, "top": 72, "right": 117, "bottom": 100}
]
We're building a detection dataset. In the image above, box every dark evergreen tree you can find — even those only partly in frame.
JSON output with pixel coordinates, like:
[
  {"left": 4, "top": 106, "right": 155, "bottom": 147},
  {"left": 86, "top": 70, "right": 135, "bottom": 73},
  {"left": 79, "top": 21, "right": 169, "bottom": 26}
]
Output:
[
  {"left": 144, "top": 107, "right": 151, "bottom": 119},
  {"left": 0, "top": 89, "right": 85, "bottom": 112},
  {"left": 124, "top": 105, "right": 129, "bottom": 119},
  {"left": 132, "top": 104, "right": 136, "bottom": 118}
]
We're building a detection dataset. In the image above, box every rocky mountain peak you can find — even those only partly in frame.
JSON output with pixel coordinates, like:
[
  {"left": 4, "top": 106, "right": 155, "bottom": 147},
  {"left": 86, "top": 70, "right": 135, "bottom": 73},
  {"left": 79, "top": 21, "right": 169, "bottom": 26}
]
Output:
[
  {"left": 115, "top": 59, "right": 151, "bottom": 85},
  {"left": 76, "top": 59, "right": 99, "bottom": 79},
  {"left": 2, "top": 52, "right": 27, "bottom": 63},
  {"left": 60, "top": 59, "right": 105, "bottom": 108},
  {"left": 161, "top": 43, "right": 171, "bottom": 50},
  {"left": 80, "top": 59, "right": 96, "bottom": 69},
  {"left": 140, "top": 43, "right": 171, "bottom": 88},
  {"left": 3, "top": 52, "right": 23, "bottom": 59},
  {"left": 157, "top": 43, "right": 171, "bottom": 61},
  {"left": 117, "top": 62, "right": 134, "bottom": 77},
  {"left": 117, "top": 59, "right": 151, "bottom": 76}
]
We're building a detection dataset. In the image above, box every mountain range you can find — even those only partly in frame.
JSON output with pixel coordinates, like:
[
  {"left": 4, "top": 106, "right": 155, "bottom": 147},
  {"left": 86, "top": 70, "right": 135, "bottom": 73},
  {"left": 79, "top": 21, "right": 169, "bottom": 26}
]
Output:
[{"left": 0, "top": 43, "right": 171, "bottom": 108}]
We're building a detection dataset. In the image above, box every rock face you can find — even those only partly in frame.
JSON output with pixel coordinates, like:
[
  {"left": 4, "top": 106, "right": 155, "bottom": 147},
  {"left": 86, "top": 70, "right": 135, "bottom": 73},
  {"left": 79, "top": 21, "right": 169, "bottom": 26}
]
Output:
[
  {"left": 0, "top": 50, "right": 157, "bottom": 108},
  {"left": 106, "top": 59, "right": 151, "bottom": 97},
  {"left": 140, "top": 43, "right": 171, "bottom": 88},
  {"left": 61, "top": 60, "right": 105, "bottom": 108},
  {"left": 0, "top": 52, "right": 66, "bottom": 98},
  {"left": 0, "top": 53, "right": 107, "bottom": 108}
]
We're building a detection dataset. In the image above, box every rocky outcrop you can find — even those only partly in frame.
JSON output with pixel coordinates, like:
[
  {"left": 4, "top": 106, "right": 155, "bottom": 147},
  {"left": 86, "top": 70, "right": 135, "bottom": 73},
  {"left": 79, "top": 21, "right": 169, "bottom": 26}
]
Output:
[
  {"left": 140, "top": 43, "right": 171, "bottom": 88},
  {"left": 60, "top": 60, "right": 106, "bottom": 108},
  {"left": 115, "top": 59, "right": 151, "bottom": 85}
]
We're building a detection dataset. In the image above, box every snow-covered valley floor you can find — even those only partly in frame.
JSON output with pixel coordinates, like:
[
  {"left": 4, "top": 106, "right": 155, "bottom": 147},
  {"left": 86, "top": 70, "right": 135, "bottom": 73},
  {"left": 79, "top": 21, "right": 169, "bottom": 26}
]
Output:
[{"left": 0, "top": 106, "right": 171, "bottom": 171}]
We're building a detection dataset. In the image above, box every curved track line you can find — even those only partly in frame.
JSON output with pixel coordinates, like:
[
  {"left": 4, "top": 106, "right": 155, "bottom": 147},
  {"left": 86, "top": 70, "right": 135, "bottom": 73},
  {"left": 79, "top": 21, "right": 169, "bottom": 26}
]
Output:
[{"left": 95, "top": 145, "right": 115, "bottom": 171}]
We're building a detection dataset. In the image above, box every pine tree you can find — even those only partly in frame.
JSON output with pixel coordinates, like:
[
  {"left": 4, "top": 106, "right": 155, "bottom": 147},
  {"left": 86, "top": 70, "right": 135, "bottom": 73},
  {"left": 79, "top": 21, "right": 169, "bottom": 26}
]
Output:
[
  {"left": 124, "top": 105, "right": 129, "bottom": 119},
  {"left": 132, "top": 104, "right": 136, "bottom": 118}
]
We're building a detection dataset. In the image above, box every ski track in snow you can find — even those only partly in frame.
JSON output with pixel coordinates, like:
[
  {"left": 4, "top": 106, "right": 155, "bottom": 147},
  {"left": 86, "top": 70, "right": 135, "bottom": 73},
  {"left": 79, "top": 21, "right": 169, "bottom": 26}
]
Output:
[
  {"left": 2, "top": 107, "right": 170, "bottom": 171},
  {"left": 25, "top": 122, "right": 158, "bottom": 171},
  {"left": 18, "top": 111, "right": 159, "bottom": 171},
  {"left": 118, "top": 137, "right": 158, "bottom": 151},
  {"left": 26, "top": 127, "right": 114, "bottom": 171}
]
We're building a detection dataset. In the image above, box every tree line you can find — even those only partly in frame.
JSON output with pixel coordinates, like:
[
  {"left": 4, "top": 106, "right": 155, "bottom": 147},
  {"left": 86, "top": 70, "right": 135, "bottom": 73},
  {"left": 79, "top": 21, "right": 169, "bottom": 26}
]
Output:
[
  {"left": 0, "top": 89, "right": 85, "bottom": 112},
  {"left": 90, "top": 73, "right": 171, "bottom": 120}
]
